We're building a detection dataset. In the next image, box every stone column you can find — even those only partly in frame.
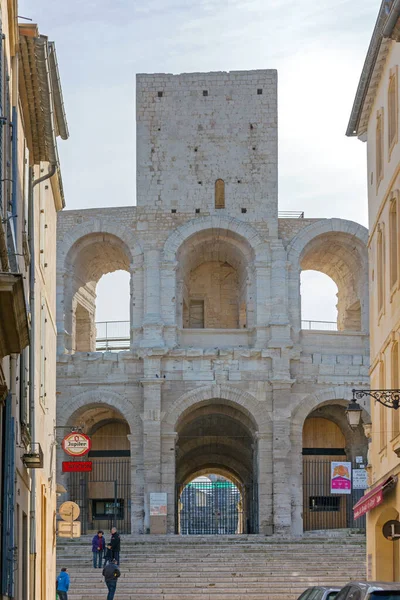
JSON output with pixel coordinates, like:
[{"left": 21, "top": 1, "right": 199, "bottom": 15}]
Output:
[
  {"left": 254, "top": 261, "right": 271, "bottom": 348},
  {"left": 128, "top": 432, "right": 145, "bottom": 534},
  {"left": 58, "top": 268, "right": 74, "bottom": 353},
  {"left": 161, "top": 260, "right": 178, "bottom": 348},
  {"left": 142, "top": 249, "right": 164, "bottom": 347},
  {"left": 256, "top": 431, "right": 273, "bottom": 534},
  {"left": 131, "top": 259, "right": 144, "bottom": 347},
  {"left": 161, "top": 432, "right": 177, "bottom": 533},
  {"left": 141, "top": 377, "right": 164, "bottom": 532},
  {"left": 272, "top": 382, "right": 293, "bottom": 534}
]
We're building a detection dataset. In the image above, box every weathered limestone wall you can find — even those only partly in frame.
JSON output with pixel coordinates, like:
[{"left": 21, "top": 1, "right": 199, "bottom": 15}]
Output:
[
  {"left": 56, "top": 70, "right": 371, "bottom": 537},
  {"left": 136, "top": 71, "right": 278, "bottom": 229}
]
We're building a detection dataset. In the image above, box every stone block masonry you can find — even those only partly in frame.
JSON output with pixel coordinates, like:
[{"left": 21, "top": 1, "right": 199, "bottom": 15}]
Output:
[{"left": 56, "top": 70, "right": 370, "bottom": 538}]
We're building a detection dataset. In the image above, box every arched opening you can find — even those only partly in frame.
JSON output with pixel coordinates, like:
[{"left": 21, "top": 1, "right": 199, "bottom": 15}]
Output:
[
  {"left": 299, "top": 231, "right": 366, "bottom": 331},
  {"left": 302, "top": 404, "right": 368, "bottom": 531},
  {"left": 178, "top": 474, "right": 243, "bottom": 535},
  {"left": 65, "top": 233, "right": 132, "bottom": 353},
  {"left": 175, "top": 399, "right": 258, "bottom": 534},
  {"left": 177, "top": 229, "right": 254, "bottom": 330},
  {"left": 63, "top": 404, "right": 132, "bottom": 533},
  {"left": 300, "top": 271, "right": 338, "bottom": 328}
]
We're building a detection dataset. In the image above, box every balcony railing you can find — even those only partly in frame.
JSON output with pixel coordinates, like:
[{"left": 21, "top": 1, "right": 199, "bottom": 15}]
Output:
[
  {"left": 96, "top": 320, "right": 130, "bottom": 351},
  {"left": 95, "top": 319, "right": 340, "bottom": 350},
  {"left": 301, "top": 320, "right": 338, "bottom": 331},
  {"left": 278, "top": 211, "right": 304, "bottom": 219}
]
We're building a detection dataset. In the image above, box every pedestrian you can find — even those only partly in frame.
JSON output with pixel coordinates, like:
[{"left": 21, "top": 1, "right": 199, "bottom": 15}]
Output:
[
  {"left": 92, "top": 530, "right": 105, "bottom": 569},
  {"left": 103, "top": 544, "right": 113, "bottom": 567},
  {"left": 102, "top": 558, "right": 120, "bottom": 600},
  {"left": 56, "top": 567, "right": 70, "bottom": 600},
  {"left": 110, "top": 526, "right": 121, "bottom": 565}
]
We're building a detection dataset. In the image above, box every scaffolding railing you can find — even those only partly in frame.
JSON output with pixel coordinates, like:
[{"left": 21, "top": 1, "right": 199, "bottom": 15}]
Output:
[
  {"left": 278, "top": 211, "right": 305, "bottom": 219},
  {"left": 301, "top": 320, "right": 338, "bottom": 331},
  {"left": 96, "top": 320, "right": 130, "bottom": 351}
]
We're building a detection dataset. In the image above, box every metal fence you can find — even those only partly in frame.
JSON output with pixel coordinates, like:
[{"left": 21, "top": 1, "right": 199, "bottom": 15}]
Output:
[
  {"left": 176, "top": 480, "right": 258, "bottom": 535},
  {"left": 303, "top": 459, "right": 366, "bottom": 532},
  {"left": 68, "top": 459, "right": 131, "bottom": 534},
  {"left": 96, "top": 321, "right": 130, "bottom": 351},
  {"left": 301, "top": 320, "right": 338, "bottom": 331},
  {"left": 278, "top": 211, "right": 305, "bottom": 219}
]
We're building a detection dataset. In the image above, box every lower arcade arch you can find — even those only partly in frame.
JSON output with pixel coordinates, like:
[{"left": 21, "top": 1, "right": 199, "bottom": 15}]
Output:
[
  {"left": 61, "top": 404, "right": 132, "bottom": 533},
  {"left": 175, "top": 399, "right": 258, "bottom": 534},
  {"left": 302, "top": 404, "right": 368, "bottom": 532}
]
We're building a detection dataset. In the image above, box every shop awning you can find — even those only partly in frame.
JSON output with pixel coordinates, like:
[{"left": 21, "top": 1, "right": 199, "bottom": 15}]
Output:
[{"left": 353, "top": 476, "right": 397, "bottom": 519}]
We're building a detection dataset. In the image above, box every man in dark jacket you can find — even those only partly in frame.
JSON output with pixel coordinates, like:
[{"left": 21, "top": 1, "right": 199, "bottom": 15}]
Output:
[
  {"left": 110, "top": 527, "right": 120, "bottom": 565},
  {"left": 91, "top": 530, "right": 105, "bottom": 568},
  {"left": 102, "top": 559, "right": 120, "bottom": 600}
]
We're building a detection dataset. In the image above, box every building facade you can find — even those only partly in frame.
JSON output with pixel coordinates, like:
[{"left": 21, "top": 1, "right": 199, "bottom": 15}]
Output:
[
  {"left": 57, "top": 70, "right": 370, "bottom": 537},
  {"left": 347, "top": 0, "right": 400, "bottom": 582},
  {"left": 0, "top": 8, "right": 68, "bottom": 600}
]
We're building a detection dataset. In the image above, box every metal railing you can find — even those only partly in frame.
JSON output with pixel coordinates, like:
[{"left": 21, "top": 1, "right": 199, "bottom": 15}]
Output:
[
  {"left": 278, "top": 211, "right": 304, "bottom": 219},
  {"left": 301, "top": 320, "right": 338, "bottom": 331},
  {"left": 96, "top": 321, "right": 130, "bottom": 351}
]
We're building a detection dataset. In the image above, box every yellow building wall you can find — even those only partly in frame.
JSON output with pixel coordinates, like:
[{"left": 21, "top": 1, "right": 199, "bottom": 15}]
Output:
[{"left": 365, "top": 39, "right": 400, "bottom": 581}]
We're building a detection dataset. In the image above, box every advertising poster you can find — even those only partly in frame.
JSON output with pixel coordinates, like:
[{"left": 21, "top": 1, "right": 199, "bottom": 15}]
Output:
[
  {"left": 330, "top": 461, "right": 352, "bottom": 494},
  {"left": 150, "top": 492, "right": 167, "bottom": 516}
]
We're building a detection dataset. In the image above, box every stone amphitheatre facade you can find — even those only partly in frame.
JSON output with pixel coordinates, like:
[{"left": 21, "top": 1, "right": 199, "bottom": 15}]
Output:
[{"left": 56, "top": 70, "right": 370, "bottom": 536}]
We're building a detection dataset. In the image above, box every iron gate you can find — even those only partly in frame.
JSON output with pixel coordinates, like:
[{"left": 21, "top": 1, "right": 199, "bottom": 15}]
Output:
[
  {"left": 176, "top": 480, "right": 258, "bottom": 534},
  {"left": 69, "top": 459, "right": 131, "bottom": 534},
  {"left": 303, "top": 459, "right": 366, "bottom": 532}
]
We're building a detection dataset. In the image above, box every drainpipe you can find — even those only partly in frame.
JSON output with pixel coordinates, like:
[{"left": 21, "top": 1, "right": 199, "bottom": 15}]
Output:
[{"left": 28, "top": 162, "right": 56, "bottom": 600}]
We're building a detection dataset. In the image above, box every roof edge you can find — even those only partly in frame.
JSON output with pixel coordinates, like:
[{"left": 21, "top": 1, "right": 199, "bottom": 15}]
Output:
[{"left": 346, "top": 0, "right": 400, "bottom": 137}]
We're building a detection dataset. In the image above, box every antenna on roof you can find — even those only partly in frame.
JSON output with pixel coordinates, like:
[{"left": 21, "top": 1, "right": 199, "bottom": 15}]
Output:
[{"left": 18, "top": 16, "right": 33, "bottom": 21}]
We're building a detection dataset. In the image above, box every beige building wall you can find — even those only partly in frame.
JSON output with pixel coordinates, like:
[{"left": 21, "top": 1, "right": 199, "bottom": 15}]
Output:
[{"left": 348, "top": 5, "right": 400, "bottom": 580}]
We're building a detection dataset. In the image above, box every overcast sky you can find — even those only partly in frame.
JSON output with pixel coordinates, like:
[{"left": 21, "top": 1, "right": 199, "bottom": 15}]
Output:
[{"left": 19, "top": 0, "right": 377, "bottom": 324}]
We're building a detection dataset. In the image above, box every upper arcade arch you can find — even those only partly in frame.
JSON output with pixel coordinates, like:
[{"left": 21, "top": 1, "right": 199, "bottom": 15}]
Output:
[
  {"left": 162, "top": 217, "right": 269, "bottom": 332},
  {"left": 287, "top": 219, "right": 369, "bottom": 333},
  {"left": 57, "top": 220, "right": 144, "bottom": 353}
]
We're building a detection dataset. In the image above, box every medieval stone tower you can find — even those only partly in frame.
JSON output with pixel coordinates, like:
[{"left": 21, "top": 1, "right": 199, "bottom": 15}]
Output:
[{"left": 56, "top": 71, "right": 370, "bottom": 536}]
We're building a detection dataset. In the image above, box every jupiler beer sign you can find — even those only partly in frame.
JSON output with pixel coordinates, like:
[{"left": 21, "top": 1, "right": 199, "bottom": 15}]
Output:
[{"left": 62, "top": 432, "right": 91, "bottom": 457}]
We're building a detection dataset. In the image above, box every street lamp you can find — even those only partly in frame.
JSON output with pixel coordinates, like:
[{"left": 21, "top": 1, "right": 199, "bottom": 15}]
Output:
[{"left": 346, "top": 388, "right": 400, "bottom": 429}]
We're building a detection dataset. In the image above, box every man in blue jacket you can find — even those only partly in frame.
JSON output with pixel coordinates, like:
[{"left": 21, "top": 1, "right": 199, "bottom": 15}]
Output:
[{"left": 56, "top": 567, "right": 70, "bottom": 600}]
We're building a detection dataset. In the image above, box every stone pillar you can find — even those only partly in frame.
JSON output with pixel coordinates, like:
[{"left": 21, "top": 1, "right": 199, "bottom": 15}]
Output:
[
  {"left": 128, "top": 432, "right": 145, "bottom": 534},
  {"left": 256, "top": 431, "right": 273, "bottom": 534},
  {"left": 131, "top": 260, "right": 144, "bottom": 347},
  {"left": 141, "top": 376, "right": 164, "bottom": 533},
  {"left": 161, "top": 432, "right": 177, "bottom": 533},
  {"left": 290, "top": 417, "right": 304, "bottom": 536},
  {"left": 58, "top": 268, "right": 74, "bottom": 354},
  {"left": 254, "top": 262, "right": 271, "bottom": 347},
  {"left": 272, "top": 382, "right": 293, "bottom": 534},
  {"left": 161, "top": 260, "right": 178, "bottom": 348},
  {"left": 142, "top": 249, "right": 164, "bottom": 347}
]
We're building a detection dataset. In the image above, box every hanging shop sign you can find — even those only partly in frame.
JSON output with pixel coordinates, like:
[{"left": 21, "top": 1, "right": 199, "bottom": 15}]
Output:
[
  {"left": 330, "top": 461, "right": 352, "bottom": 494},
  {"left": 62, "top": 461, "right": 92, "bottom": 473},
  {"left": 61, "top": 432, "right": 91, "bottom": 457}
]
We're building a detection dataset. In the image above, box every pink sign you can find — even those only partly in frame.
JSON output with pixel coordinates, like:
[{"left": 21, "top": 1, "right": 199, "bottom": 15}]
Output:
[{"left": 331, "top": 461, "right": 352, "bottom": 494}]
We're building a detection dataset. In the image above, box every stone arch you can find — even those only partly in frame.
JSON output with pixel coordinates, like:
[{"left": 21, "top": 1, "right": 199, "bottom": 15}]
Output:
[
  {"left": 290, "top": 386, "right": 370, "bottom": 535},
  {"left": 163, "top": 384, "right": 266, "bottom": 432},
  {"left": 58, "top": 389, "right": 136, "bottom": 434},
  {"left": 287, "top": 218, "right": 369, "bottom": 332},
  {"left": 57, "top": 219, "right": 144, "bottom": 353},
  {"left": 57, "top": 218, "right": 143, "bottom": 271},
  {"left": 162, "top": 215, "right": 269, "bottom": 263}
]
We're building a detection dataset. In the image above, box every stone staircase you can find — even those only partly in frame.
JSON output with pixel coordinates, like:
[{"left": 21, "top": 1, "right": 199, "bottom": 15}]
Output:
[{"left": 57, "top": 533, "right": 366, "bottom": 600}]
